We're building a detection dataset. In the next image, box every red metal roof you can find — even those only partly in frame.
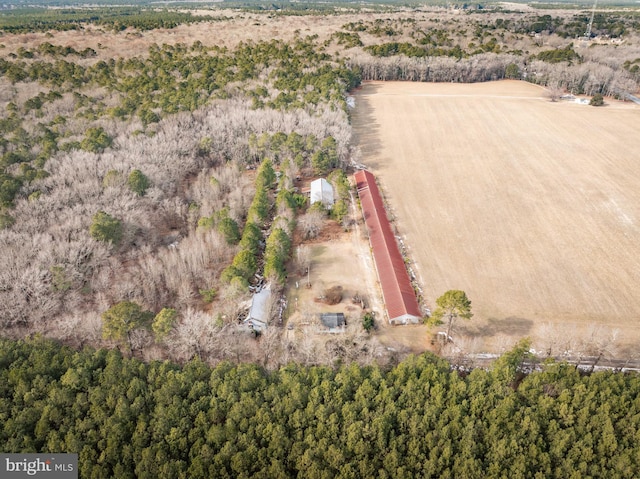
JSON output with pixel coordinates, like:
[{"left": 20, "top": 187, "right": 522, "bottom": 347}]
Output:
[{"left": 355, "top": 170, "right": 422, "bottom": 324}]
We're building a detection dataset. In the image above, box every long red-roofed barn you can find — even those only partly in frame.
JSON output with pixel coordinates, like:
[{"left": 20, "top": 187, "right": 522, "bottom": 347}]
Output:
[{"left": 355, "top": 170, "right": 422, "bottom": 324}]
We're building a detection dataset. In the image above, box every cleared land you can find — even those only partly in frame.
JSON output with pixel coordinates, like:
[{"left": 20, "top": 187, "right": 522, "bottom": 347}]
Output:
[
  {"left": 351, "top": 80, "right": 640, "bottom": 355},
  {"left": 284, "top": 189, "right": 432, "bottom": 354}
]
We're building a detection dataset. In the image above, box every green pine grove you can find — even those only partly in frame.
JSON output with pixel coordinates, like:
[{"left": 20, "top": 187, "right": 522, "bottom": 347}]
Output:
[{"left": 1, "top": 336, "right": 639, "bottom": 478}]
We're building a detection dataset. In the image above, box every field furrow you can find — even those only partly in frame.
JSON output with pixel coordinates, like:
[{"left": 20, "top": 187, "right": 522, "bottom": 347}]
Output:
[{"left": 352, "top": 80, "right": 640, "bottom": 353}]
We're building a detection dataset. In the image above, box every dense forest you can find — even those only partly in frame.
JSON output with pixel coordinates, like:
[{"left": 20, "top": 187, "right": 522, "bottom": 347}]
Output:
[
  {"left": 0, "top": 8, "right": 225, "bottom": 34},
  {"left": 2, "top": 337, "right": 640, "bottom": 478}
]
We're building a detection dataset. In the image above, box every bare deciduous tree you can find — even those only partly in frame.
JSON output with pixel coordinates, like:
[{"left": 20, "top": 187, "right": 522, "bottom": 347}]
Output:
[
  {"left": 299, "top": 210, "right": 325, "bottom": 239},
  {"left": 167, "top": 308, "right": 220, "bottom": 361},
  {"left": 255, "top": 327, "right": 283, "bottom": 369},
  {"left": 574, "top": 324, "right": 620, "bottom": 372},
  {"left": 546, "top": 82, "right": 564, "bottom": 102}
]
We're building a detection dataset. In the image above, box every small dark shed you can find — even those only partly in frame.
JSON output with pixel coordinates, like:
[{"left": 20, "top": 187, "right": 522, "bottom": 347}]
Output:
[{"left": 320, "top": 313, "right": 346, "bottom": 330}]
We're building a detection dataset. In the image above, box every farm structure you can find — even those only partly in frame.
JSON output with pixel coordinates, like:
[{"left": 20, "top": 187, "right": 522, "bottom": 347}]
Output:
[
  {"left": 319, "top": 313, "right": 346, "bottom": 333},
  {"left": 310, "top": 178, "right": 335, "bottom": 207},
  {"left": 355, "top": 170, "right": 422, "bottom": 325},
  {"left": 244, "top": 285, "right": 272, "bottom": 331}
]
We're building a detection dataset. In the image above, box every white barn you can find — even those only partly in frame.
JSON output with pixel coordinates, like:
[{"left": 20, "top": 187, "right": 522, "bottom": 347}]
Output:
[{"left": 310, "top": 178, "right": 334, "bottom": 207}]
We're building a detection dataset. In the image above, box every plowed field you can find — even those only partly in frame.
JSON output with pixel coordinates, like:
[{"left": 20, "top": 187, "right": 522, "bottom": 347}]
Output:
[{"left": 351, "top": 80, "right": 640, "bottom": 355}]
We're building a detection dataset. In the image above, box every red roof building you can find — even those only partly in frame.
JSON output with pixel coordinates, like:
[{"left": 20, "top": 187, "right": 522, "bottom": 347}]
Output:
[{"left": 355, "top": 170, "right": 422, "bottom": 324}]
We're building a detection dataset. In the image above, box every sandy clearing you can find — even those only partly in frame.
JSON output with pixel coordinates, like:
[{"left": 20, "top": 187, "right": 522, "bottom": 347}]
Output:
[{"left": 351, "top": 80, "right": 640, "bottom": 354}]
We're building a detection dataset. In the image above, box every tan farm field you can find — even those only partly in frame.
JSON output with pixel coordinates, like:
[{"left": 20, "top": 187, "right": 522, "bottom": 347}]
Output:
[{"left": 351, "top": 80, "right": 640, "bottom": 355}]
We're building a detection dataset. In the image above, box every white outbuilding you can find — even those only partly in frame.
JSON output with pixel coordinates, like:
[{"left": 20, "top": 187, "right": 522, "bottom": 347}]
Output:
[{"left": 310, "top": 178, "right": 334, "bottom": 207}]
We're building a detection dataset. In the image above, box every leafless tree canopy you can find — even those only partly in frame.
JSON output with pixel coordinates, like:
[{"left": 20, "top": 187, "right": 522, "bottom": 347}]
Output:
[
  {"left": 0, "top": 90, "right": 351, "bottom": 364},
  {"left": 299, "top": 209, "right": 326, "bottom": 239}
]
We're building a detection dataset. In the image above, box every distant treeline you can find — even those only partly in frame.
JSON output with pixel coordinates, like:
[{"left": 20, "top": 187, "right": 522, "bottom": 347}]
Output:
[
  {"left": 1, "top": 337, "right": 640, "bottom": 478},
  {"left": 0, "top": 8, "right": 224, "bottom": 33}
]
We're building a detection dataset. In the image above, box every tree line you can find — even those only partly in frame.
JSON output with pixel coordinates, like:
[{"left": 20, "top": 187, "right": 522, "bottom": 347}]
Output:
[
  {"left": 336, "top": 10, "right": 639, "bottom": 97},
  {"left": 346, "top": 51, "right": 638, "bottom": 98},
  {"left": 0, "top": 8, "right": 224, "bottom": 34},
  {"left": 1, "top": 336, "right": 639, "bottom": 478}
]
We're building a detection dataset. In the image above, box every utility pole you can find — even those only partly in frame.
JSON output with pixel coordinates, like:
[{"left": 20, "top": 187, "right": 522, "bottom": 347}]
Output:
[{"left": 585, "top": 0, "right": 597, "bottom": 39}]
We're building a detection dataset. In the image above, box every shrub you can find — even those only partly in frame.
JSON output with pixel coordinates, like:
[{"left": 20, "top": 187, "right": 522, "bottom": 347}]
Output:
[
  {"left": 50, "top": 265, "right": 72, "bottom": 292},
  {"left": 80, "top": 127, "right": 112, "bottom": 153},
  {"left": 248, "top": 187, "right": 270, "bottom": 224},
  {"left": 102, "top": 301, "right": 153, "bottom": 344},
  {"left": 221, "top": 265, "right": 242, "bottom": 284},
  {"left": 329, "top": 170, "right": 350, "bottom": 200},
  {"left": 256, "top": 158, "right": 276, "bottom": 190},
  {"left": 0, "top": 212, "right": 15, "bottom": 229},
  {"left": 505, "top": 63, "right": 520, "bottom": 79},
  {"left": 102, "top": 169, "right": 124, "bottom": 188},
  {"left": 0, "top": 174, "right": 22, "bottom": 207},
  {"left": 199, "top": 288, "right": 217, "bottom": 303},
  {"left": 362, "top": 312, "right": 375, "bottom": 332},
  {"left": 127, "top": 169, "right": 150, "bottom": 196},
  {"left": 264, "top": 228, "right": 291, "bottom": 284},
  {"left": 231, "top": 249, "right": 258, "bottom": 281},
  {"left": 152, "top": 308, "right": 177, "bottom": 341},
  {"left": 239, "top": 222, "right": 263, "bottom": 254},
  {"left": 590, "top": 93, "right": 604, "bottom": 106},
  {"left": 331, "top": 200, "right": 349, "bottom": 223},
  {"left": 139, "top": 108, "right": 160, "bottom": 126},
  {"left": 217, "top": 217, "right": 240, "bottom": 245},
  {"left": 90, "top": 211, "right": 123, "bottom": 245},
  {"left": 197, "top": 216, "right": 215, "bottom": 229}
]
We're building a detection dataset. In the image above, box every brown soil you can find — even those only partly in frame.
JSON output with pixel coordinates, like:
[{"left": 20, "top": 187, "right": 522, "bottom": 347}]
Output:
[
  {"left": 292, "top": 220, "right": 344, "bottom": 246},
  {"left": 351, "top": 80, "right": 640, "bottom": 356}
]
